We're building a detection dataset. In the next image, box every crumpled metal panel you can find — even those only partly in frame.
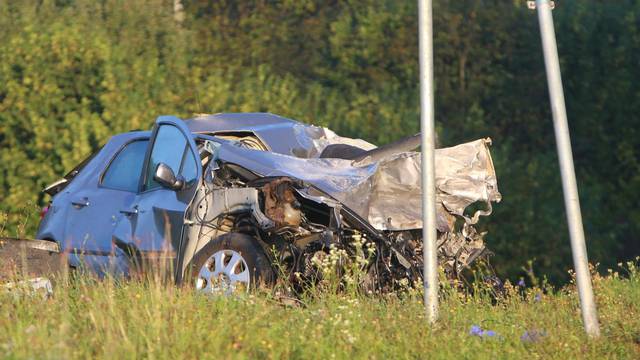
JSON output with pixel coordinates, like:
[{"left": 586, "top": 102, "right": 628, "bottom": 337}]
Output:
[
  {"left": 214, "top": 137, "right": 500, "bottom": 231},
  {"left": 355, "top": 138, "right": 501, "bottom": 230},
  {"left": 186, "top": 113, "right": 375, "bottom": 158},
  {"left": 292, "top": 125, "right": 376, "bottom": 158},
  {"left": 434, "top": 138, "right": 501, "bottom": 223},
  {"left": 217, "top": 143, "right": 378, "bottom": 194}
]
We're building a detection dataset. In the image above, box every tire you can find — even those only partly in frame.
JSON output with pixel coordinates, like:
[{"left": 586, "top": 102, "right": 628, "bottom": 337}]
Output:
[{"left": 187, "top": 232, "right": 274, "bottom": 294}]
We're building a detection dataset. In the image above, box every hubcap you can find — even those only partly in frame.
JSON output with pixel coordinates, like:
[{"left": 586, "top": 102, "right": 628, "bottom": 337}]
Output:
[{"left": 195, "top": 250, "right": 250, "bottom": 295}]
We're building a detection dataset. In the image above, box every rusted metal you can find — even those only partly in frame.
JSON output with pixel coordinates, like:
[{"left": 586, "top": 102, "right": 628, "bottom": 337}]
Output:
[
  {"left": 261, "top": 178, "right": 302, "bottom": 228},
  {"left": 0, "top": 238, "right": 64, "bottom": 283}
]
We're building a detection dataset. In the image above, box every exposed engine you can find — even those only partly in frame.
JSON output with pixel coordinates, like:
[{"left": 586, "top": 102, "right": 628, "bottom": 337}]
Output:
[{"left": 182, "top": 152, "right": 492, "bottom": 292}]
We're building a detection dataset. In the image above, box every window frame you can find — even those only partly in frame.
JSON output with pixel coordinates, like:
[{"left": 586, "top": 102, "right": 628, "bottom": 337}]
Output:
[
  {"left": 99, "top": 138, "right": 150, "bottom": 193},
  {"left": 141, "top": 123, "right": 199, "bottom": 193},
  {"left": 178, "top": 141, "right": 199, "bottom": 186}
]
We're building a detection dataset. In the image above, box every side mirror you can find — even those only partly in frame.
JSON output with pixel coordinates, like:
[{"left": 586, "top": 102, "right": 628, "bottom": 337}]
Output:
[{"left": 154, "top": 163, "right": 185, "bottom": 191}]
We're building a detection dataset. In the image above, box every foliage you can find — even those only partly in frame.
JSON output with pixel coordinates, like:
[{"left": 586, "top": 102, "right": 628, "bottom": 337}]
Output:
[
  {"left": 0, "top": 0, "right": 638, "bottom": 283},
  {"left": 0, "top": 260, "right": 639, "bottom": 358}
]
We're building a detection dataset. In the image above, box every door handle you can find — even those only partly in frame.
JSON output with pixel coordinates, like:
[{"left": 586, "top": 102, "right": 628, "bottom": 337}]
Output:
[
  {"left": 119, "top": 205, "right": 139, "bottom": 216},
  {"left": 71, "top": 197, "right": 90, "bottom": 208}
]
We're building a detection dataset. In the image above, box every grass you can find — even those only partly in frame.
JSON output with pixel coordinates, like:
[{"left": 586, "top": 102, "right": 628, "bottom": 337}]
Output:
[{"left": 0, "top": 260, "right": 639, "bottom": 359}]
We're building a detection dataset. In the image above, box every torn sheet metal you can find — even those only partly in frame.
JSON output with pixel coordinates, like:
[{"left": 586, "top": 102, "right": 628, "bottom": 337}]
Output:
[
  {"left": 295, "top": 125, "right": 376, "bottom": 158},
  {"left": 214, "top": 137, "right": 500, "bottom": 231},
  {"left": 357, "top": 138, "right": 502, "bottom": 230}
]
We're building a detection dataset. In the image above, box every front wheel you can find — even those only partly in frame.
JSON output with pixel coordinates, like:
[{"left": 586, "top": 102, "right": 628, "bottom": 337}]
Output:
[{"left": 187, "top": 233, "right": 274, "bottom": 295}]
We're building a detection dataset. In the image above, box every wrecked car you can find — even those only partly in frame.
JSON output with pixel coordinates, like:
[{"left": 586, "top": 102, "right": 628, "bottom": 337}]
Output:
[{"left": 36, "top": 113, "right": 501, "bottom": 293}]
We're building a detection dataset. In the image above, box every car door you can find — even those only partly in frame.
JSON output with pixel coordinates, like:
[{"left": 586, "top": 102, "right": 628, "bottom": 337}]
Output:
[
  {"left": 112, "top": 116, "right": 201, "bottom": 270},
  {"left": 63, "top": 137, "right": 149, "bottom": 273}
]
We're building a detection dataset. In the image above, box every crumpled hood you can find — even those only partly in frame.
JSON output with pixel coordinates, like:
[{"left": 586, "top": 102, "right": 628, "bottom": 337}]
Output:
[{"left": 214, "top": 137, "right": 500, "bottom": 231}]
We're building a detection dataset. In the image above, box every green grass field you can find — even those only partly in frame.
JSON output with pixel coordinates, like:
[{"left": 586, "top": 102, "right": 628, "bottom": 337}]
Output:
[{"left": 1, "top": 260, "right": 639, "bottom": 359}]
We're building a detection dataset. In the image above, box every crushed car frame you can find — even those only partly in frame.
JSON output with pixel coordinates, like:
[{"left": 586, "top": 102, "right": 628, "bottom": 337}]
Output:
[{"left": 36, "top": 113, "right": 501, "bottom": 293}]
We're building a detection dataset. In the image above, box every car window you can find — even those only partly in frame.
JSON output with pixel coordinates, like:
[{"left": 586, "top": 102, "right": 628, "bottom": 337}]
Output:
[
  {"left": 146, "top": 124, "right": 195, "bottom": 190},
  {"left": 101, "top": 140, "right": 149, "bottom": 192},
  {"left": 179, "top": 146, "right": 198, "bottom": 185}
]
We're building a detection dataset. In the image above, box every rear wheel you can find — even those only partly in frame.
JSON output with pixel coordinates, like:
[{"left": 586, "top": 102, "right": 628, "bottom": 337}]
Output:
[{"left": 187, "top": 233, "right": 274, "bottom": 295}]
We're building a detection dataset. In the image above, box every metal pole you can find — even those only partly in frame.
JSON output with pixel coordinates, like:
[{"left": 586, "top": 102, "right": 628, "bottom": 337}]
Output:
[
  {"left": 418, "top": 0, "right": 438, "bottom": 324},
  {"left": 535, "top": 0, "right": 600, "bottom": 337}
]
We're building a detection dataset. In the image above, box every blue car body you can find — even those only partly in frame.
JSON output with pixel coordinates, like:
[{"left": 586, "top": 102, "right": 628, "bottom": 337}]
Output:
[{"left": 36, "top": 113, "right": 500, "bottom": 284}]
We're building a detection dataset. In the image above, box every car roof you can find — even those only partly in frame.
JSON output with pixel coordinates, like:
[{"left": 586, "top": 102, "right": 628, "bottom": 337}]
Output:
[
  {"left": 184, "top": 112, "right": 327, "bottom": 156},
  {"left": 115, "top": 130, "right": 152, "bottom": 141},
  {"left": 184, "top": 112, "right": 300, "bottom": 134}
]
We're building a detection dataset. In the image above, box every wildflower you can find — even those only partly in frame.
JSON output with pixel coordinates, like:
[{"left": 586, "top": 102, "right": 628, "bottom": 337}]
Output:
[
  {"left": 521, "top": 330, "right": 546, "bottom": 343},
  {"left": 469, "top": 325, "right": 498, "bottom": 339},
  {"left": 469, "top": 325, "right": 483, "bottom": 336},
  {"left": 534, "top": 293, "right": 542, "bottom": 302},
  {"left": 517, "top": 279, "right": 525, "bottom": 287}
]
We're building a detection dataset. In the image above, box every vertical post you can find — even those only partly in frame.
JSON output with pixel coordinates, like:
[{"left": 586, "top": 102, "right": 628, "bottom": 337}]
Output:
[
  {"left": 535, "top": 0, "right": 600, "bottom": 337},
  {"left": 418, "top": 0, "right": 438, "bottom": 324}
]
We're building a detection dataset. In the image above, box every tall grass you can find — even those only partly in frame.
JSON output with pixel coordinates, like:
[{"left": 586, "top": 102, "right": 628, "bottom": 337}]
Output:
[{"left": 1, "top": 258, "right": 638, "bottom": 359}]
